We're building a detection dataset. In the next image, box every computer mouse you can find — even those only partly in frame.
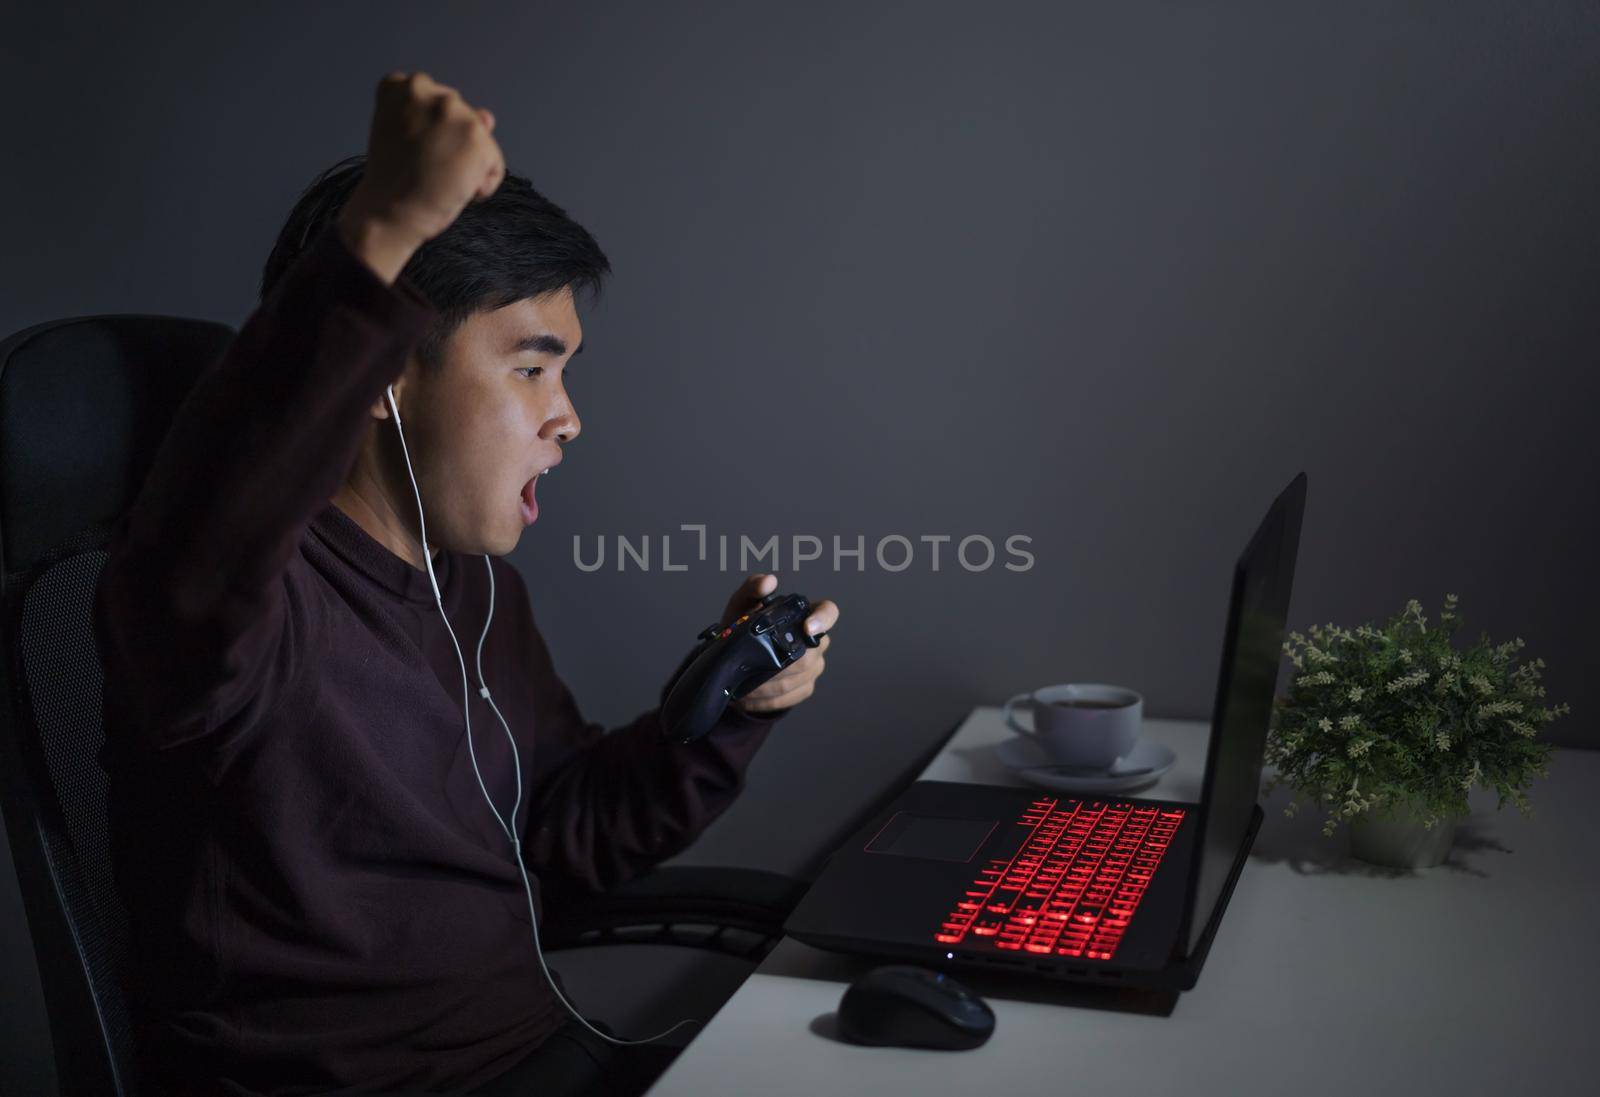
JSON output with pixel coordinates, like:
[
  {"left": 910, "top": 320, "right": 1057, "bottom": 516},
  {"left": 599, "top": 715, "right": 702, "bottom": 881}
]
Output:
[{"left": 836, "top": 964, "right": 995, "bottom": 1050}]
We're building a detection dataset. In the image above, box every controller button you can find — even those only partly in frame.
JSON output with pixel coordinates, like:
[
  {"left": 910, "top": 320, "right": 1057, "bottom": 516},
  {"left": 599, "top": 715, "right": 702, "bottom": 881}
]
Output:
[
  {"left": 720, "top": 627, "right": 732, "bottom": 638},
  {"left": 783, "top": 631, "right": 794, "bottom": 642}
]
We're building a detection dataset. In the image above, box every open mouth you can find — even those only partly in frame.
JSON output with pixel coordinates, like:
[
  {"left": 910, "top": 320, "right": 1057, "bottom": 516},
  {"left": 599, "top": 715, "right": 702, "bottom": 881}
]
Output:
[
  {"left": 519, "top": 462, "right": 557, "bottom": 525},
  {"left": 519, "top": 476, "right": 538, "bottom": 523}
]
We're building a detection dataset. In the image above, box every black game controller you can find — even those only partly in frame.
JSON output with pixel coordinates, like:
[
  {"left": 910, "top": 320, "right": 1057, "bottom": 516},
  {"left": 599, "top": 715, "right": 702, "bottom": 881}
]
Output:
[{"left": 659, "top": 592, "right": 826, "bottom": 744}]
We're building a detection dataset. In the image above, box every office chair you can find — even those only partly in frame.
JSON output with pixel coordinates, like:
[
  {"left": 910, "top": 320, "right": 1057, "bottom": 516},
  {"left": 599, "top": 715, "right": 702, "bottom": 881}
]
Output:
[{"left": 0, "top": 314, "right": 809, "bottom": 1097}]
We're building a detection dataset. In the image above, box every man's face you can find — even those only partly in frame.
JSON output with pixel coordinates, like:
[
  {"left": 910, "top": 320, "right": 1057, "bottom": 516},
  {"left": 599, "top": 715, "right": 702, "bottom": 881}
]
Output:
[{"left": 368, "top": 286, "right": 584, "bottom": 562}]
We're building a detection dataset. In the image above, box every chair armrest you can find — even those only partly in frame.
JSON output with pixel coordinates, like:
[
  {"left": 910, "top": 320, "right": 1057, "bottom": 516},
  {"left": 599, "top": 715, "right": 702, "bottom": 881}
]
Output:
[{"left": 538, "top": 866, "right": 811, "bottom": 962}]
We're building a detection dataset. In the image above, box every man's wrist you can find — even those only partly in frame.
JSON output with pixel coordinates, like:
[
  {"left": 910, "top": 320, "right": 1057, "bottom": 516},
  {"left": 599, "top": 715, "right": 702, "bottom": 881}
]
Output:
[
  {"left": 335, "top": 203, "right": 426, "bottom": 286},
  {"left": 726, "top": 701, "right": 788, "bottom": 725}
]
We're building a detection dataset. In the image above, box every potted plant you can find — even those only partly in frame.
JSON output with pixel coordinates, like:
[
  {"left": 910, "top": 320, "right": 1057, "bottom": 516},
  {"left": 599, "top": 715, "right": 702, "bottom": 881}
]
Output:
[{"left": 1262, "top": 593, "right": 1570, "bottom": 868}]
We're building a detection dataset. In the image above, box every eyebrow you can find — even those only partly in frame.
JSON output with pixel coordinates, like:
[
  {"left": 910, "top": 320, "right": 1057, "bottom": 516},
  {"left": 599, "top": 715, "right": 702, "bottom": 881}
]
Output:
[{"left": 511, "top": 332, "right": 585, "bottom": 357}]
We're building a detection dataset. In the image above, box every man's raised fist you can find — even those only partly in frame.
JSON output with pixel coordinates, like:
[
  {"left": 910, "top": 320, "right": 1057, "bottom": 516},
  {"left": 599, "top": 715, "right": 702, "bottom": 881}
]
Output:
[{"left": 336, "top": 71, "right": 506, "bottom": 281}]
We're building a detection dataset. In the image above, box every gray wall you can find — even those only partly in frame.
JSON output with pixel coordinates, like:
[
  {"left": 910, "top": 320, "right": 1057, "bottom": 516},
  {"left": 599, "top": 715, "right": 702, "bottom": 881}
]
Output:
[{"left": 4, "top": 1, "right": 1596, "bottom": 1091}]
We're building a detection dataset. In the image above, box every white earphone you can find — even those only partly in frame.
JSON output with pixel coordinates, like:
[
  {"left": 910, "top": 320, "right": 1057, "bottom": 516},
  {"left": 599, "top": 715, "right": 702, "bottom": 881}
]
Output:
[{"left": 384, "top": 383, "right": 697, "bottom": 1047}]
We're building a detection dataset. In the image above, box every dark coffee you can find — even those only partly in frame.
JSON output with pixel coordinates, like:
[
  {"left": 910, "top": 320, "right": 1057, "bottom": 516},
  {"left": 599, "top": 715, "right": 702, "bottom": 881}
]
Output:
[{"left": 1050, "top": 697, "right": 1132, "bottom": 710}]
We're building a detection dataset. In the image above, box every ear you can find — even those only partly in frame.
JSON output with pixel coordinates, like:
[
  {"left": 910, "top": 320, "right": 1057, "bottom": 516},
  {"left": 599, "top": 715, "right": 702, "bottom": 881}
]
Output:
[
  {"left": 370, "top": 359, "right": 419, "bottom": 421},
  {"left": 370, "top": 384, "right": 400, "bottom": 422}
]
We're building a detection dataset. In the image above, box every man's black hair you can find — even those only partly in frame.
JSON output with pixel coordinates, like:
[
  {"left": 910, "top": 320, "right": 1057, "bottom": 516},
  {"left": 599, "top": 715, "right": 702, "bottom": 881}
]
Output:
[{"left": 259, "top": 154, "right": 611, "bottom": 373}]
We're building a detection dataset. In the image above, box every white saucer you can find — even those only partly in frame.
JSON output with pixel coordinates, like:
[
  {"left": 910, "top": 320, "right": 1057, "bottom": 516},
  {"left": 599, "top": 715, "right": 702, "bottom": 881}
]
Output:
[{"left": 994, "top": 735, "right": 1176, "bottom": 793}]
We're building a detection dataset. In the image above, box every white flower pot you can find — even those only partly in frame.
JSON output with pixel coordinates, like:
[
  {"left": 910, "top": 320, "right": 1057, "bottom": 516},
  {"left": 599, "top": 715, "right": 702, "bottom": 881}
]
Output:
[{"left": 1349, "top": 806, "right": 1458, "bottom": 869}]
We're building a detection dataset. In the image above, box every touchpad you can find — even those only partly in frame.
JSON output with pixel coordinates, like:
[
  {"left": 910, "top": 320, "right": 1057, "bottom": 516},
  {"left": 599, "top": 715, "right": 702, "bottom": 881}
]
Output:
[{"left": 864, "top": 811, "right": 998, "bottom": 862}]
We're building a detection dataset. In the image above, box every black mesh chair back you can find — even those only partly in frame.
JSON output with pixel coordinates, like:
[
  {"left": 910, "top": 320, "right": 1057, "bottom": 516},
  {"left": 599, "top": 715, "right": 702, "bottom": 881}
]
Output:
[{"left": 0, "top": 314, "right": 236, "bottom": 1097}]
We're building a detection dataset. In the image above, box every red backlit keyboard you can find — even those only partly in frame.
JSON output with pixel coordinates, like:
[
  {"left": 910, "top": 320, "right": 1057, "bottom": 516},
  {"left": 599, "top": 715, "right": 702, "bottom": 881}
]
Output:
[{"left": 934, "top": 798, "right": 1186, "bottom": 961}]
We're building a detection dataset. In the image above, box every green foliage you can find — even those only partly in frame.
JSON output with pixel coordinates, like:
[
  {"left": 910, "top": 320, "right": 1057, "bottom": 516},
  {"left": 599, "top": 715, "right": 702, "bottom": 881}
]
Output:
[{"left": 1263, "top": 594, "right": 1569, "bottom": 836}]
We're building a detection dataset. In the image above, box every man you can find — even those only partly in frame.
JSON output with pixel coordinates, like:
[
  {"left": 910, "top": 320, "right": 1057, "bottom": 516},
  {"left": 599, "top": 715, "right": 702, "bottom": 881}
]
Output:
[{"left": 91, "top": 71, "right": 839, "bottom": 1096}]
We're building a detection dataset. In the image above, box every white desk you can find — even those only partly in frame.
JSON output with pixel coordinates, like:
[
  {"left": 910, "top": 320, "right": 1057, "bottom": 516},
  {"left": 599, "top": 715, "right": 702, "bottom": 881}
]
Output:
[{"left": 647, "top": 708, "right": 1598, "bottom": 1096}]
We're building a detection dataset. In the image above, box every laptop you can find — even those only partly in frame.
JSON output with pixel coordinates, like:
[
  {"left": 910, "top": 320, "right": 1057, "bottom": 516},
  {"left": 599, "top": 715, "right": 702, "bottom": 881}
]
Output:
[{"left": 784, "top": 471, "right": 1307, "bottom": 992}]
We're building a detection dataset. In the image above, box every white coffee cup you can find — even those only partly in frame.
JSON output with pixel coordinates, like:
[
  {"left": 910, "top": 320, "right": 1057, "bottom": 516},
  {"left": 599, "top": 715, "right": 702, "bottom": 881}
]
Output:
[{"left": 1002, "top": 683, "right": 1143, "bottom": 770}]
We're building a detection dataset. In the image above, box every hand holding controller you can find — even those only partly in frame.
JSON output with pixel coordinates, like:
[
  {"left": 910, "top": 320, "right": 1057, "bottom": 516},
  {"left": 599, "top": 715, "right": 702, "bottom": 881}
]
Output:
[{"left": 660, "top": 592, "right": 827, "bottom": 744}]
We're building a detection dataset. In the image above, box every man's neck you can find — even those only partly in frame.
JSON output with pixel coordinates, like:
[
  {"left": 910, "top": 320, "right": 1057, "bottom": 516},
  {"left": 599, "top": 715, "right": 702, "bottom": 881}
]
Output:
[{"left": 329, "top": 484, "right": 440, "bottom": 572}]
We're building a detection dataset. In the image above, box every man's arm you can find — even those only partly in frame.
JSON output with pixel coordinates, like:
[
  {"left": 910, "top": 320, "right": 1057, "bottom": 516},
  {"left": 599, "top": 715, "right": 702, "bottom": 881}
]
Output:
[
  {"left": 93, "top": 71, "right": 503, "bottom": 751},
  {"left": 93, "top": 223, "right": 437, "bottom": 750},
  {"left": 516, "top": 599, "right": 789, "bottom": 897}
]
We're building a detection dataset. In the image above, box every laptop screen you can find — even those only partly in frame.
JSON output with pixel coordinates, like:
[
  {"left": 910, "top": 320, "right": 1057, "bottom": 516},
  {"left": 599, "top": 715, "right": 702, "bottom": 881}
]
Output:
[{"left": 1179, "top": 472, "right": 1305, "bottom": 956}]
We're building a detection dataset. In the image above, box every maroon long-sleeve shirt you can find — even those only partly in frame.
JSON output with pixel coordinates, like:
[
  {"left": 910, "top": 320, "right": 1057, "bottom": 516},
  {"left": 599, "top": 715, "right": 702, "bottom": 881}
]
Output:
[{"left": 90, "top": 222, "right": 783, "bottom": 1095}]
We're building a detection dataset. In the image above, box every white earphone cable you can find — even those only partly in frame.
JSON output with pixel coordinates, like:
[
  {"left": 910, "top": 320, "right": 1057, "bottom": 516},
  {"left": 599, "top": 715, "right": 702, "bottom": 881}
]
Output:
[{"left": 384, "top": 384, "right": 698, "bottom": 1048}]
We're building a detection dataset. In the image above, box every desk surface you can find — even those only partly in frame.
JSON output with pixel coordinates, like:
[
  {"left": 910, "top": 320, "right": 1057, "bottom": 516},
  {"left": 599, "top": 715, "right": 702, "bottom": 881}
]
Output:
[{"left": 646, "top": 708, "right": 1597, "bottom": 1097}]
